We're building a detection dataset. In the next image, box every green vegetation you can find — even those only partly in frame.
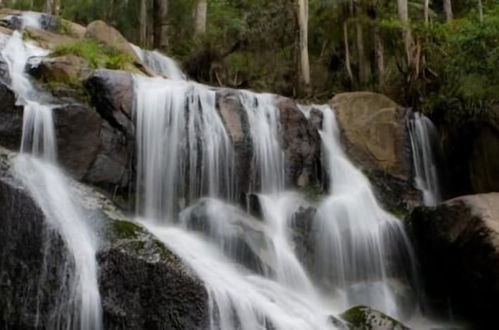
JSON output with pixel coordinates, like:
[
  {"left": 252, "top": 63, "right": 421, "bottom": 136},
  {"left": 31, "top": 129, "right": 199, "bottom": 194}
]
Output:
[
  {"left": 51, "top": 39, "right": 133, "bottom": 70},
  {"left": 6, "top": 0, "right": 499, "bottom": 124},
  {"left": 110, "top": 220, "right": 144, "bottom": 240}
]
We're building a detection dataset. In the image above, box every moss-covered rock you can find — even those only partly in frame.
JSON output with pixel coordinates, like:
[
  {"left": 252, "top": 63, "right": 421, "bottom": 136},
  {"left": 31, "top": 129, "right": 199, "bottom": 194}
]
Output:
[{"left": 341, "top": 305, "right": 409, "bottom": 330}]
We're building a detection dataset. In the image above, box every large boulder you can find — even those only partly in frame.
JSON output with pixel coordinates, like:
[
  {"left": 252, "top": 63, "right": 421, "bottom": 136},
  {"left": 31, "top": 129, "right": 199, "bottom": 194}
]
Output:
[
  {"left": 84, "top": 69, "right": 135, "bottom": 137},
  {"left": 407, "top": 193, "right": 499, "bottom": 327},
  {"left": 99, "top": 220, "right": 209, "bottom": 330},
  {"left": 0, "top": 149, "right": 209, "bottom": 329},
  {"left": 0, "top": 83, "right": 132, "bottom": 192},
  {"left": 330, "top": 92, "right": 419, "bottom": 214},
  {"left": 85, "top": 20, "right": 140, "bottom": 63}
]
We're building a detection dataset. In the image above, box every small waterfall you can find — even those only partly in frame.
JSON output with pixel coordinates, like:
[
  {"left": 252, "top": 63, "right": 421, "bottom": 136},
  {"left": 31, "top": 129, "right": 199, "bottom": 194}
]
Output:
[
  {"left": 408, "top": 113, "right": 442, "bottom": 206},
  {"left": 239, "top": 92, "right": 286, "bottom": 193},
  {"left": 131, "top": 44, "right": 186, "bottom": 79},
  {"left": 1, "top": 30, "right": 103, "bottom": 329},
  {"left": 134, "top": 76, "right": 236, "bottom": 221},
  {"left": 312, "top": 106, "right": 420, "bottom": 318}
]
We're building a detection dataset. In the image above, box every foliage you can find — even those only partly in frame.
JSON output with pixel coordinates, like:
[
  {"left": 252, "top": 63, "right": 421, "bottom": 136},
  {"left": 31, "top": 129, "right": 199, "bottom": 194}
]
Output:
[
  {"left": 417, "top": 4, "right": 499, "bottom": 124},
  {"left": 51, "top": 39, "right": 133, "bottom": 70}
]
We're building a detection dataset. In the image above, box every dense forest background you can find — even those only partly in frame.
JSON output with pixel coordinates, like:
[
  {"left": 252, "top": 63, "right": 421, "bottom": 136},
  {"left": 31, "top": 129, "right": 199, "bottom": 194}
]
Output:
[{"left": 5, "top": 0, "right": 499, "bottom": 126}]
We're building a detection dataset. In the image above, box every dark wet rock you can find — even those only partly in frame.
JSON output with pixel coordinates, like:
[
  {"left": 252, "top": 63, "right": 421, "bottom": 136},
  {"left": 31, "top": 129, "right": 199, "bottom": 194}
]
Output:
[
  {"left": 216, "top": 89, "right": 252, "bottom": 195},
  {"left": 0, "top": 83, "right": 22, "bottom": 150},
  {"left": 440, "top": 114, "right": 499, "bottom": 198},
  {"left": 84, "top": 69, "right": 135, "bottom": 137},
  {"left": 181, "top": 198, "right": 275, "bottom": 275},
  {"left": 0, "top": 166, "right": 73, "bottom": 330},
  {"left": 290, "top": 206, "right": 317, "bottom": 269},
  {"left": 277, "top": 97, "right": 322, "bottom": 188},
  {"left": 407, "top": 193, "right": 499, "bottom": 327},
  {"left": 340, "top": 305, "right": 409, "bottom": 330},
  {"left": 99, "top": 220, "right": 209, "bottom": 330}
]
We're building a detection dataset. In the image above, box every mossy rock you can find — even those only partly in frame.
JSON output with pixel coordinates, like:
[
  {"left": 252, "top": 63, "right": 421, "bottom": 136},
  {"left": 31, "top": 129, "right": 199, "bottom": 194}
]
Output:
[{"left": 341, "top": 306, "right": 409, "bottom": 330}]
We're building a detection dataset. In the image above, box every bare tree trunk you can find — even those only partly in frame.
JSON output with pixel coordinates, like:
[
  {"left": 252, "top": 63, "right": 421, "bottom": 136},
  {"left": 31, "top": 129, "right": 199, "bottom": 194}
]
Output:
[
  {"left": 46, "top": 0, "right": 53, "bottom": 14},
  {"left": 443, "top": 0, "right": 453, "bottom": 22},
  {"left": 139, "top": 0, "right": 147, "bottom": 46},
  {"left": 296, "top": 0, "right": 311, "bottom": 96},
  {"left": 424, "top": 0, "right": 430, "bottom": 25},
  {"left": 397, "top": 0, "right": 413, "bottom": 67},
  {"left": 343, "top": 21, "right": 353, "bottom": 83},
  {"left": 194, "top": 0, "right": 207, "bottom": 36},
  {"left": 374, "top": 26, "right": 384, "bottom": 84},
  {"left": 153, "top": 0, "right": 168, "bottom": 50},
  {"left": 477, "top": 0, "right": 484, "bottom": 23}
]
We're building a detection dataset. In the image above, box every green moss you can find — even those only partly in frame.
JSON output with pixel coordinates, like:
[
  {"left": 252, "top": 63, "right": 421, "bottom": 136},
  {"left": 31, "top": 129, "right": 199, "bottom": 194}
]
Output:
[
  {"left": 111, "top": 220, "right": 144, "bottom": 240},
  {"left": 51, "top": 39, "right": 133, "bottom": 70},
  {"left": 341, "top": 305, "right": 369, "bottom": 326},
  {"left": 299, "top": 183, "right": 325, "bottom": 202}
]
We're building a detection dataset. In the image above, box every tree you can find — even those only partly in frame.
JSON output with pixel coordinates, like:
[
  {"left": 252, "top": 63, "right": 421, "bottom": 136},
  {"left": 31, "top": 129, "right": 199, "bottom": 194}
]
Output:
[
  {"left": 397, "top": 0, "right": 413, "bottom": 67},
  {"left": 295, "top": 0, "right": 311, "bottom": 96},
  {"left": 443, "top": 0, "right": 453, "bottom": 22},
  {"left": 194, "top": 0, "right": 207, "bottom": 36},
  {"left": 477, "top": 0, "right": 483, "bottom": 23},
  {"left": 139, "top": 0, "right": 148, "bottom": 46},
  {"left": 153, "top": 0, "right": 168, "bottom": 50}
]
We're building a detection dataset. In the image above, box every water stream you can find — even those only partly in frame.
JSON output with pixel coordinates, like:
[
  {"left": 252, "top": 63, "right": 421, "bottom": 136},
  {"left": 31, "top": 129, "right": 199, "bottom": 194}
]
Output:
[{"left": 1, "top": 29, "right": 103, "bottom": 330}]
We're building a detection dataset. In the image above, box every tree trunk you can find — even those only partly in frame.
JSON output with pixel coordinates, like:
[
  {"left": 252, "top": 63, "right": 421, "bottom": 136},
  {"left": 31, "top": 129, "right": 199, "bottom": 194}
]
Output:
[
  {"left": 194, "top": 0, "right": 207, "bottom": 36},
  {"left": 443, "top": 0, "right": 453, "bottom": 22},
  {"left": 295, "top": 0, "right": 311, "bottom": 96},
  {"left": 374, "top": 26, "right": 384, "bottom": 84},
  {"left": 153, "top": 0, "right": 169, "bottom": 50},
  {"left": 343, "top": 21, "right": 354, "bottom": 83},
  {"left": 477, "top": 0, "right": 484, "bottom": 23},
  {"left": 139, "top": 0, "right": 147, "bottom": 46},
  {"left": 424, "top": 0, "right": 430, "bottom": 25},
  {"left": 397, "top": 0, "right": 413, "bottom": 67}
]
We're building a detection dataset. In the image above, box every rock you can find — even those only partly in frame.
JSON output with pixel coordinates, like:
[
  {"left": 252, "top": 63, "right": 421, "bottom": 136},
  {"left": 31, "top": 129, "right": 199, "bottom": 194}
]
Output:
[
  {"left": 60, "top": 19, "right": 86, "bottom": 39},
  {"left": 0, "top": 149, "right": 209, "bottom": 329},
  {"left": 84, "top": 69, "right": 135, "bottom": 137},
  {"left": 0, "top": 162, "right": 75, "bottom": 329},
  {"left": 330, "top": 92, "right": 418, "bottom": 214},
  {"left": 407, "top": 193, "right": 499, "bottom": 326},
  {"left": 27, "top": 55, "right": 91, "bottom": 84},
  {"left": 85, "top": 20, "right": 140, "bottom": 62},
  {"left": 340, "top": 305, "right": 409, "bottom": 330},
  {"left": 277, "top": 97, "right": 322, "bottom": 188},
  {"left": 216, "top": 90, "right": 252, "bottom": 194},
  {"left": 442, "top": 114, "right": 499, "bottom": 198},
  {"left": 99, "top": 220, "right": 209, "bottom": 330},
  {"left": 24, "top": 26, "right": 76, "bottom": 49},
  {"left": 181, "top": 198, "right": 276, "bottom": 275},
  {"left": 0, "top": 83, "right": 22, "bottom": 150}
]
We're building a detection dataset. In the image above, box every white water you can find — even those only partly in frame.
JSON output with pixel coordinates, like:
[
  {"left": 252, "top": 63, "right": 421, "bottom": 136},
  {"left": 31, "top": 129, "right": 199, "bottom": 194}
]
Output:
[
  {"left": 239, "top": 91, "right": 286, "bottom": 192},
  {"left": 1, "top": 30, "right": 103, "bottom": 329},
  {"left": 134, "top": 76, "right": 235, "bottom": 221},
  {"left": 313, "top": 107, "right": 419, "bottom": 318},
  {"left": 408, "top": 113, "right": 442, "bottom": 206},
  {"left": 131, "top": 44, "right": 186, "bottom": 79}
]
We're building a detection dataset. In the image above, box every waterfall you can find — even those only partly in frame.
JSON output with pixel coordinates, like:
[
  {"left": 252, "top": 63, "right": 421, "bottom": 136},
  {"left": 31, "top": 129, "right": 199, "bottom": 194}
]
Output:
[
  {"left": 134, "top": 76, "right": 236, "bottom": 221},
  {"left": 313, "top": 106, "right": 420, "bottom": 318},
  {"left": 131, "top": 44, "right": 186, "bottom": 80},
  {"left": 408, "top": 113, "right": 442, "bottom": 206},
  {"left": 1, "top": 30, "right": 103, "bottom": 330}
]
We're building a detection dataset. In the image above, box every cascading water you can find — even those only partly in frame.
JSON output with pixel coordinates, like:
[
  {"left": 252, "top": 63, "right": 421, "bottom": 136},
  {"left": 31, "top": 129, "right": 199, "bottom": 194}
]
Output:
[
  {"left": 312, "top": 106, "right": 420, "bottom": 318},
  {"left": 408, "top": 113, "right": 442, "bottom": 206},
  {"left": 1, "top": 30, "right": 102, "bottom": 329},
  {"left": 131, "top": 44, "right": 186, "bottom": 79},
  {"left": 134, "top": 76, "right": 236, "bottom": 221}
]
